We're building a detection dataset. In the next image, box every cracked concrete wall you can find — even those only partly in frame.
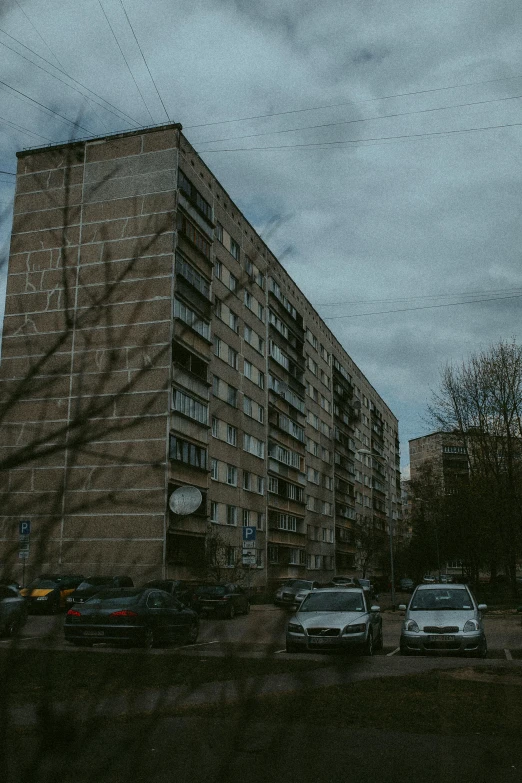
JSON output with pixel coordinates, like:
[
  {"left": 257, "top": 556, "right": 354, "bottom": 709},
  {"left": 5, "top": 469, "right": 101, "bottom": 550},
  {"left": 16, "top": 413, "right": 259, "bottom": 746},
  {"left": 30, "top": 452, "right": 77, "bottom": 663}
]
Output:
[{"left": 0, "top": 127, "right": 180, "bottom": 581}]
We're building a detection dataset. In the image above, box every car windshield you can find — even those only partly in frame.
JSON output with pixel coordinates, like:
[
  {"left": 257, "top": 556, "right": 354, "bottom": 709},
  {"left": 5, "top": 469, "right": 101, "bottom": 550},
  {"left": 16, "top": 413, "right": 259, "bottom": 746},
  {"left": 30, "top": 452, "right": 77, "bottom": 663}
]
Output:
[
  {"left": 86, "top": 590, "right": 140, "bottom": 605},
  {"left": 299, "top": 592, "right": 364, "bottom": 613},
  {"left": 410, "top": 588, "right": 473, "bottom": 610},
  {"left": 358, "top": 580, "right": 371, "bottom": 588},
  {"left": 27, "top": 580, "right": 57, "bottom": 589},
  {"left": 195, "top": 585, "right": 226, "bottom": 596},
  {"left": 77, "top": 578, "right": 111, "bottom": 589},
  {"left": 285, "top": 581, "right": 313, "bottom": 590}
]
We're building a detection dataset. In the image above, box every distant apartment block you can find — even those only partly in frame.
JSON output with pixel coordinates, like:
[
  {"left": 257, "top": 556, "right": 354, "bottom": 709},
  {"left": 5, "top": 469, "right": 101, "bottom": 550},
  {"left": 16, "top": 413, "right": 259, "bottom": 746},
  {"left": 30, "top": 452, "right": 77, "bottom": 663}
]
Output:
[
  {"left": 0, "top": 123, "right": 400, "bottom": 588},
  {"left": 409, "top": 431, "right": 470, "bottom": 496}
]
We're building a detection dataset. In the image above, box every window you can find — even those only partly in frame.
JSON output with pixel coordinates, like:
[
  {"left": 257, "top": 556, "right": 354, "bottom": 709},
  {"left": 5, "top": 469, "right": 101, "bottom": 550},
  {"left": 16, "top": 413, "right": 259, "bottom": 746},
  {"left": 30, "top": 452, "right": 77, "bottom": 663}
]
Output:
[
  {"left": 320, "top": 421, "right": 330, "bottom": 438},
  {"left": 245, "top": 325, "right": 265, "bottom": 354},
  {"left": 175, "top": 253, "right": 211, "bottom": 298},
  {"left": 215, "top": 222, "right": 223, "bottom": 243},
  {"left": 268, "top": 545, "right": 279, "bottom": 564},
  {"left": 323, "top": 475, "right": 333, "bottom": 490},
  {"left": 172, "top": 389, "right": 208, "bottom": 424},
  {"left": 269, "top": 375, "right": 305, "bottom": 413},
  {"left": 289, "top": 549, "right": 305, "bottom": 566},
  {"left": 268, "top": 442, "right": 302, "bottom": 470},
  {"left": 176, "top": 212, "right": 211, "bottom": 259},
  {"left": 228, "top": 346, "right": 238, "bottom": 369},
  {"left": 307, "top": 467, "right": 320, "bottom": 485},
  {"left": 278, "top": 414, "right": 304, "bottom": 442},
  {"left": 269, "top": 278, "right": 297, "bottom": 320},
  {"left": 268, "top": 476, "right": 279, "bottom": 494},
  {"left": 227, "top": 385, "right": 237, "bottom": 407},
  {"left": 226, "top": 464, "right": 237, "bottom": 486},
  {"left": 321, "top": 447, "right": 330, "bottom": 463},
  {"left": 210, "top": 502, "right": 219, "bottom": 523},
  {"left": 322, "top": 502, "right": 333, "bottom": 517},
  {"left": 228, "top": 273, "right": 238, "bottom": 293},
  {"left": 169, "top": 436, "right": 207, "bottom": 469},
  {"left": 269, "top": 340, "right": 289, "bottom": 370},
  {"left": 269, "top": 310, "right": 288, "bottom": 339},
  {"left": 174, "top": 299, "right": 210, "bottom": 340},
  {"left": 277, "top": 514, "right": 297, "bottom": 532},
  {"left": 245, "top": 256, "right": 253, "bottom": 276},
  {"left": 227, "top": 424, "right": 237, "bottom": 446},
  {"left": 243, "top": 471, "right": 264, "bottom": 494},
  {"left": 229, "top": 311, "right": 239, "bottom": 333},
  {"left": 178, "top": 170, "right": 212, "bottom": 221},
  {"left": 244, "top": 291, "right": 252, "bottom": 309},
  {"left": 243, "top": 433, "right": 265, "bottom": 459},
  {"left": 322, "top": 527, "right": 334, "bottom": 543},
  {"left": 211, "top": 459, "right": 219, "bottom": 480},
  {"left": 308, "top": 412, "right": 320, "bottom": 430},
  {"left": 244, "top": 359, "right": 253, "bottom": 380},
  {"left": 243, "top": 396, "right": 264, "bottom": 424},
  {"left": 256, "top": 270, "right": 264, "bottom": 289},
  {"left": 230, "top": 237, "right": 240, "bottom": 261},
  {"left": 226, "top": 506, "right": 238, "bottom": 526},
  {"left": 307, "top": 554, "right": 322, "bottom": 570},
  {"left": 242, "top": 508, "right": 251, "bottom": 525}
]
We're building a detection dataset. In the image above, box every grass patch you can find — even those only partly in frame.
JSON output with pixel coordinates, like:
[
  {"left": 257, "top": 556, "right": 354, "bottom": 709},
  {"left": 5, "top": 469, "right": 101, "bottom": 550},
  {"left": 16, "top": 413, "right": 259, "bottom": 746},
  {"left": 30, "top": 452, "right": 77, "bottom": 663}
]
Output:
[
  {"left": 1, "top": 648, "right": 327, "bottom": 705},
  {"left": 176, "top": 668, "right": 522, "bottom": 737}
]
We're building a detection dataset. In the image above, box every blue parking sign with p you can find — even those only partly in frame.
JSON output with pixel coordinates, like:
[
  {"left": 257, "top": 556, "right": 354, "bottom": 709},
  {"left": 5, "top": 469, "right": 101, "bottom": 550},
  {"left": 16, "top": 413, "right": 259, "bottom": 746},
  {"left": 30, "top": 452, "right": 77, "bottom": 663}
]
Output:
[
  {"left": 243, "top": 526, "right": 256, "bottom": 542},
  {"left": 19, "top": 520, "right": 31, "bottom": 536}
]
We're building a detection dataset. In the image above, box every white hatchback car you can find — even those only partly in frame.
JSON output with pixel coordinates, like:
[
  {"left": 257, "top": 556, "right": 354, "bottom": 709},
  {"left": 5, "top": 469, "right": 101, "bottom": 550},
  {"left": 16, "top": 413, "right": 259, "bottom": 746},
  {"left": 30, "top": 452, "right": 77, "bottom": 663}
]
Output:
[{"left": 399, "top": 583, "right": 487, "bottom": 657}]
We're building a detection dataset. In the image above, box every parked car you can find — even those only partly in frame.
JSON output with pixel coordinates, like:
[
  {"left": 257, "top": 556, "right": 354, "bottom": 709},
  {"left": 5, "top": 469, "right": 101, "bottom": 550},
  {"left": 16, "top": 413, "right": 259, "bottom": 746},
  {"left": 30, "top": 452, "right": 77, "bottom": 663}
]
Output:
[
  {"left": 399, "top": 583, "right": 487, "bottom": 657},
  {"left": 439, "top": 574, "right": 453, "bottom": 584},
  {"left": 141, "top": 579, "right": 199, "bottom": 611},
  {"left": 274, "top": 580, "right": 322, "bottom": 606},
  {"left": 21, "top": 575, "right": 85, "bottom": 613},
  {"left": 286, "top": 587, "right": 382, "bottom": 655},
  {"left": 64, "top": 587, "right": 199, "bottom": 648},
  {"left": 355, "top": 578, "right": 379, "bottom": 600},
  {"left": 65, "top": 576, "right": 134, "bottom": 606},
  {"left": 399, "top": 578, "right": 415, "bottom": 593},
  {"left": 331, "top": 576, "right": 358, "bottom": 586},
  {"left": 422, "top": 574, "right": 436, "bottom": 584},
  {"left": 193, "top": 583, "right": 249, "bottom": 618},
  {"left": 0, "top": 584, "right": 28, "bottom": 637}
]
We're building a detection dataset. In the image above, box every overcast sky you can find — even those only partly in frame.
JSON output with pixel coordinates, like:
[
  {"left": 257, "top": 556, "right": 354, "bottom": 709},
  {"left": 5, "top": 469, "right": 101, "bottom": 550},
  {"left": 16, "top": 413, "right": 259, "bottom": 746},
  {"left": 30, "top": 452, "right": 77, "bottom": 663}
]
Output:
[{"left": 1, "top": 0, "right": 521, "bottom": 472}]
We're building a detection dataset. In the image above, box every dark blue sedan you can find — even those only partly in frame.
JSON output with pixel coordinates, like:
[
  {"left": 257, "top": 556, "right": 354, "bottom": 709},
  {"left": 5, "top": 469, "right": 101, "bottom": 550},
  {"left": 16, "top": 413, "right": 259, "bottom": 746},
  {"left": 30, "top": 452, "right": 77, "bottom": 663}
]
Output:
[{"left": 64, "top": 587, "right": 199, "bottom": 649}]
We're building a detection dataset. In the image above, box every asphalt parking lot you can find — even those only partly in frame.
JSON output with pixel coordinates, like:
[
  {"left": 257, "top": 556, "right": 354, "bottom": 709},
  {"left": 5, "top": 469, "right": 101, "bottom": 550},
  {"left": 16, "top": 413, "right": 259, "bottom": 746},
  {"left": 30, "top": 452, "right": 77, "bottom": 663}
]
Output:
[{"left": 3, "top": 599, "right": 520, "bottom": 661}]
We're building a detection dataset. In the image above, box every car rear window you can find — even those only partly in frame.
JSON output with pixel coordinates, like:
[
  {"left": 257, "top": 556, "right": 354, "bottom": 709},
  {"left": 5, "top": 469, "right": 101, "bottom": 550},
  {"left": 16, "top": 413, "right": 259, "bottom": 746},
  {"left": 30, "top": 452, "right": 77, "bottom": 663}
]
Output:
[
  {"left": 195, "top": 585, "right": 226, "bottom": 596},
  {"left": 77, "top": 578, "right": 112, "bottom": 589},
  {"left": 87, "top": 590, "right": 141, "bottom": 605},
  {"left": 27, "top": 580, "right": 57, "bottom": 589}
]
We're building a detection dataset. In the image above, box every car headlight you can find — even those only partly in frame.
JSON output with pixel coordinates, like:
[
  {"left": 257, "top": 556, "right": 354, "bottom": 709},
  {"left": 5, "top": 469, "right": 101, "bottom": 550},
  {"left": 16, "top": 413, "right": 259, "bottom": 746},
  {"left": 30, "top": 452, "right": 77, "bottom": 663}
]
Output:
[
  {"left": 342, "top": 623, "right": 366, "bottom": 635},
  {"left": 463, "top": 619, "right": 479, "bottom": 632},
  {"left": 287, "top": 623, "right": 304, "bottom": 634},
  {"left": 405, "top": 620, "right": 420, "bottom": 633}
]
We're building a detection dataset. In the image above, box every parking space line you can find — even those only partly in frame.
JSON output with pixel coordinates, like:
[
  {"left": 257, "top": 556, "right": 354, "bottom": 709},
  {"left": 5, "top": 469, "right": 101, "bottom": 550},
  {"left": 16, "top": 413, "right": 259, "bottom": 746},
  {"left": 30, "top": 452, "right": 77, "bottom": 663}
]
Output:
[
  {"left": 387, "top": 647, "right": 400, "bottom": 656},
  {"left": 179, "top": 640, "right": 219, "bottom": 649},
  {"left": 274, "top": 649, "right": 286, "bottom": 654},
  {"left": 504, "top": 648, "right": 513, "bottom": 660}
]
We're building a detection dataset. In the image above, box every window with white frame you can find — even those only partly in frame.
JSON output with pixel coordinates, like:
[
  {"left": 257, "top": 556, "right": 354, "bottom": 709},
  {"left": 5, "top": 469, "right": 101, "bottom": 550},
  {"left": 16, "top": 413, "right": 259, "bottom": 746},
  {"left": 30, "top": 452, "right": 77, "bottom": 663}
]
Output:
[
  {"left": 322, "top": 501, "right": 333, "bottom": 516},
  {"left": 210, "top": 501, "right": 219, "bottom": 523},
  {"left": 243, "top": 395, "right": 264, "bottom": 423},
  {"left": 322, "top": 527, "right": 334, "bottom": 543},
  {"left": 245, "top": 325, "right": 265, "bottom": 354},
  {"left": 268, "top": 442, "right": 302, "bottom": 470},
  {"left": 277, "top": 513, "right": 298, "bottom": 532},
  {"left": 173, "top": 299, "right": 210, "bottom": 340},
  {"left": 307, "top": 467, "right": 320, "bottom": 485},
  {"left": 172, "top": 389, "right": 208, "bottom": 424},
  {"left": 226, "top": 464, "right": 237, "bottom": 486},
  {"left": 243, "top": 432, "right": 265, "bottom": 458},
  {"left": 277, "top": 413, "right": 304, "bottom": 442},
  {"left": 211, "top": 459, "right": 219, "bottom": 480},
  {"left": 268, "top": 545, "right": 279, "bottom": 564},
  {"left": 243, "top": 471, "right": 264, "bottom": 494},
  {"left": 307, "top": 411, "right": 320, "bottom": 430},
  {"left": 307, "top": 554, "right": 322, "bottom": 570},
  {"left": 226, "top": 506, "right": 238, "bottom": 526},
  {"left": 289, "top": 549, "right": 305, "bottom": 566}
]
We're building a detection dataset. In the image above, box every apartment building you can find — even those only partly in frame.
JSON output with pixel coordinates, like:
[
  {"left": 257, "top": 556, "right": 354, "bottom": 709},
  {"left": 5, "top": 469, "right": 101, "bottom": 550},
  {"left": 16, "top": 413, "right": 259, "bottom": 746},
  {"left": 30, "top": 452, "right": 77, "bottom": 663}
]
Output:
[
  {"left": 0, "top": 123, "right": 400, "bottom": 589},
  {"left": 409, "top": 432, "right": 470, "bottom": 495}
]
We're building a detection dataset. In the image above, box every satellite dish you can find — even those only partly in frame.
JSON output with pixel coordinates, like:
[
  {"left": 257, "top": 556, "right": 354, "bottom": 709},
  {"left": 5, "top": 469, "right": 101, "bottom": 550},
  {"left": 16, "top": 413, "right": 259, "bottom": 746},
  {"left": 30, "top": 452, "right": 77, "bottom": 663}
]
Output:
[{"left": 169, "top": 486, "right": 202, "bottom": 516}]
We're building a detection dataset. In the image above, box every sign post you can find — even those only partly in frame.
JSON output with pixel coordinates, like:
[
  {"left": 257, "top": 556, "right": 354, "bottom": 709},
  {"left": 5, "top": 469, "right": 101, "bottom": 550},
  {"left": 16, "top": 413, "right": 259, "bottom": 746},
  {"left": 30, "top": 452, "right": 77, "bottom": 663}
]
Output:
[
  {"left": 242, "top": 527, "right": 257, "bottom": 598},
  {"left": 18, "top": 520, "right": 31, "bottom": 586}
]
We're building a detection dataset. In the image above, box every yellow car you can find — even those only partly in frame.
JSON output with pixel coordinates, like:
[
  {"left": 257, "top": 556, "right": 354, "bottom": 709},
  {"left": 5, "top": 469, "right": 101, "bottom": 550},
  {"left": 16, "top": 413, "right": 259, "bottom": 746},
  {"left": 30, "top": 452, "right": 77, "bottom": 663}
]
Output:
[{"left": 21, "top": 575, "right": 85, "bottom": 613}]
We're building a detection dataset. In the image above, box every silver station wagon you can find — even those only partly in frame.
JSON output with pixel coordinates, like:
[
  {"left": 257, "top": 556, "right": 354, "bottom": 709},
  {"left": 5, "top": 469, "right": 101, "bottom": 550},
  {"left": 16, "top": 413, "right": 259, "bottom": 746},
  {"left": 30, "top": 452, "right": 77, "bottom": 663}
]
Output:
[
  {"left": 399, "top": 584, "right": 487, "bottom": 657},
  {"left": 286, "top": 588, "right": 382, "bottom": 655}
]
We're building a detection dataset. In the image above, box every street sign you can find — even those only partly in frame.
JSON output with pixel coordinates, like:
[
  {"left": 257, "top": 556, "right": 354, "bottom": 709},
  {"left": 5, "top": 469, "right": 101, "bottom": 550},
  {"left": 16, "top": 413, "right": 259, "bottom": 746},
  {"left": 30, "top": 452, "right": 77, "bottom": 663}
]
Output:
[
  {"left": 242, "top": 526, "right": 256, "bottom": 542},
  {"left": 242, "top": 550, "right": 256, "bottom": 566},
  {"left": 19, "top": 520, "right": 31, "bottom": 536}
]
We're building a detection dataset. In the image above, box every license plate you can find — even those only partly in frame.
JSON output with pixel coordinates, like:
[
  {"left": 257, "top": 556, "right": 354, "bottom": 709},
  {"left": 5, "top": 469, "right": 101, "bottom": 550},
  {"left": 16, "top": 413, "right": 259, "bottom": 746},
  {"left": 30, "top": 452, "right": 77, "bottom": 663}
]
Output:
[
  {"left": 428, "top": 635, "right": 455, "bottom": 642},
  {"left": 309, "top": 637, "right": 335, "bottom": 645},
  {"left": 83, "top": 630, "right": 104, "bottom": 637}
]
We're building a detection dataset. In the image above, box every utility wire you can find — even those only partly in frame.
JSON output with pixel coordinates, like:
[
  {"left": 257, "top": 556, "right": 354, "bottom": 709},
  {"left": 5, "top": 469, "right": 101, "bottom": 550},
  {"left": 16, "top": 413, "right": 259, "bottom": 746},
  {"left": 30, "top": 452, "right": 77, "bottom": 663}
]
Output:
[
  {"left": 0, "top": 78, "right": 96, "bottom": 134},
  {"left": 185, "top": 73, "right": 522, "bottom": 129},
  {"left": 0, "top": 25, "right": 142, "bottom": 127},
  {"left": 0, "top": 170, "right": 16, "bottom": 175},
  {"left": 196, "top": 119, "right": 522, "bottom": 153},
  {"left": 118, "top": 0, "right": 171, "bottom": 122},
  {"left": 0, "top": 37, "right": 111, "bottom": 133},
  {"left": 13, "top": 0, "right": 64, "bottom": 70},
  {"left": 97, "top": 0, "right": 155, "bottom": 125},
  {"left": 195, "top": 92, "right": 522, "bottom": 146},
  {"left": 0, "top": 116, "right": 52, "bottom": 141},
  {"left": 321, "top": 293, "right": 522, "bottom": 320},
  {"left": 316, "top": 287, "right": 522, "bottom": 307}
]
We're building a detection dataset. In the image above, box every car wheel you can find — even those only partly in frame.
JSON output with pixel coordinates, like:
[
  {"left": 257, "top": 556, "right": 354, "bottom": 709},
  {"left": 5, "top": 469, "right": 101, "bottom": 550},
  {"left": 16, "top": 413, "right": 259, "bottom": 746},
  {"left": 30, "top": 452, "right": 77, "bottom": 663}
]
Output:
[
  {"left": 375, "top": 626, "right": 384, "bottom": 651},
  {"left": 286, "top": 640, "right": 299, "bottom": 653},
  {"left": 227, "top": 603, "right": 235, "bottom": 620},
  {"left": 476, "top": 639, "right": 488, "bottom": 659},
  {"left": 364, "top": 631, "right": 374, "bottom": 656},
  {"left": 2, "top": 618, "right": 17, "bottom": 638},
  {"left": 141, "top": 628, "right": 154, "bottom": 650},
  {"left": 186, "top": 622, "right": 199, "bottom": 644},
  {"left": 50, "top": 599, "right": 60, "bottom": 615}
]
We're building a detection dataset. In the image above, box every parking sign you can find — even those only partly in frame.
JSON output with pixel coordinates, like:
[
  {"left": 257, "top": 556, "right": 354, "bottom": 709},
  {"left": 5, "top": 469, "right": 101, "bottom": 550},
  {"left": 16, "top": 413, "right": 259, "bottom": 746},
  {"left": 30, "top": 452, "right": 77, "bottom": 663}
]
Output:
[
  {"left": 242, "top": 526, "right": 256, "bottom": 549},
  {"left": 19, "top": 520, "right": 31, "bottom": 536}
]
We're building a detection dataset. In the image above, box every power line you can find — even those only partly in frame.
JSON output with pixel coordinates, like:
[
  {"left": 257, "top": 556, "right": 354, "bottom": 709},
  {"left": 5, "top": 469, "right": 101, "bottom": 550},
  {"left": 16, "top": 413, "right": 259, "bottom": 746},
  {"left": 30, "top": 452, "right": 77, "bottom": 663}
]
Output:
[
  {"left": 321, "top": 293, "right": 522, "bottom": 320},
  {"left": 118, "top": 0, "right": 171, "bottom": 123},
  {"left": 195, "top": 91, "right": 522, "bottom": 147},
  {"left": 185, "top": 73, "right": 522, "bottom": 130},
  {"left": 316, "top": 286, "right": 522, "bottom": 307},
  {"left": 196, "top": 119, "right": 522, "bottom": 153},
  {"left": 0, "top": 170, "right": 16, "bottom": 175},
  {"left": 0, "top": 115, "right": 53, "bottom": 141},
  {"left": 0, "top": 24, "right": 142, "bottom": 127},
  {"left": 97, "top": 0, "right": 155, "bottom": 125},
  {"left": 13, "top": 0, "right": 64, "bottom": 70},
  {"left": 0, "top": 78, "right": 96, "bottom": 134}
]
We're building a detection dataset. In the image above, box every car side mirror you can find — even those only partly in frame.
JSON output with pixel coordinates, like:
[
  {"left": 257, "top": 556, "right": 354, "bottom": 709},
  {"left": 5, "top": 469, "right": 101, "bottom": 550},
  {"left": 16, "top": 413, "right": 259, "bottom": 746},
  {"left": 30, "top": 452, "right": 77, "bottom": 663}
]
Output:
[
  {"left": 478, "top": 604, "right": 487, "bottom": 612},
  {"left": 398, "top": 604, "right": 407, "bottom": 611},
  {"left": 370, "top": 605, "right": 380, "bottom": 613}
]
